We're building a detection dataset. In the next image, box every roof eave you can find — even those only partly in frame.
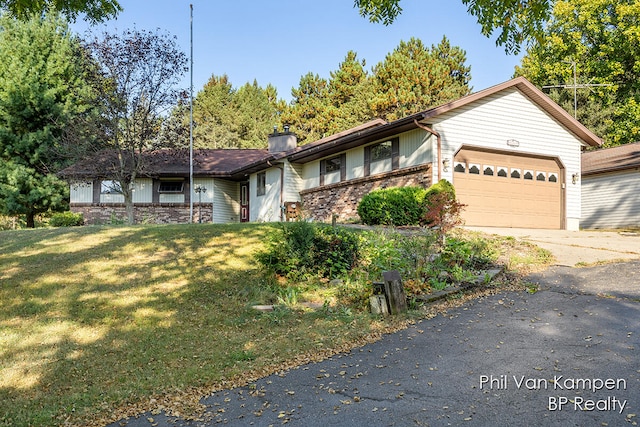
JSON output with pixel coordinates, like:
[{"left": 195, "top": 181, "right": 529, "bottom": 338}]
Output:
[{"left": 288, "top": 113, "right": 426, "bottom": 163}]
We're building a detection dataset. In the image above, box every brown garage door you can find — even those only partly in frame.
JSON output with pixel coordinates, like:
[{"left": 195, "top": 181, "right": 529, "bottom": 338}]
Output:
[{"left": 453, "top": 147, "right": 563, "bottom": 229}]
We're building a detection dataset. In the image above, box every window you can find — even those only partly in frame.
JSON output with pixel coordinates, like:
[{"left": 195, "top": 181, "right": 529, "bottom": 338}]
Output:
[
  {"left": 370, "top": 140, "right": 393, "bottom": 162},
  {"left": 257, "top": 172, "right": 266, "bottom": 196},
  {"left": 483, "top": 166, "right": 494, "bottom": 176},
  {"left": 536, "top": 172, "right": 546, "bottom": 182},
  {"left": 320, "top": 154, "right": 345, "bottom": 186},
  {"left": 510, "top": 168, "right": 521, "bottom": 179},
  {"left": 469, "top": 163, "right": 480, "bottom": 174},
  {"left": 454, "top": 162, "right": 466, "bottom": 173},
  {"left": 101, "top": 180, "right": 122, "bottom": 194},
  {"left": 524, "top": 170, "right": 534, "bottom": 180},
  {"left": 324, "top": 155, "right": 342, "bottom": 173},
  {"left": 158, "top": 180, "right": 184, "bottom": 193},
  {"left": 364, "top": 138, "right": 398, "bottom": 176},
  {"left": 497, "top": 167, "right": 508, "bottom": 178},
  {"left": 548, "top": 172, "right": 558, "bottom": 183}
]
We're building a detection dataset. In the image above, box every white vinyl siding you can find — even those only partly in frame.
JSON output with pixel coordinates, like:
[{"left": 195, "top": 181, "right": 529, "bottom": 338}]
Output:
[
  {"left": 435, "top": 88, "right": 583, "bottom": 229},
  {"left": 283, "top": 162, "right": 303, "bottom": 202},
  {"left": 191, "top": 178, "right": 215, "bottom": 203},
  {"left": 212, "top": 179, "right": 240, "bottom": 223},
  {"left": 250, "top": 167, "right": 281, "bottom": 222},
  {"left": 302, "top": 160, "right": 320, "bottom": 190},
  {"left": 70, "top": 182, "right": 93, "bottom": 203},
  {"left": 346, "top": 147, "right": 364, "bottom": 180},
  {"left": 400, "top": 128, "right": 432, "bottom": 168},
  {"left": 581, "top": 170, "right": 640, "bottom": 229},
  {"left": 133, "top": 179, "right": 152, "bottom": 203}
]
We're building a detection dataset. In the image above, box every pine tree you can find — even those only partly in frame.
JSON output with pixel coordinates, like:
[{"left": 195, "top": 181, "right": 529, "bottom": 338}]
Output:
[{"left": 0, "top": 14, "right": 92, "bottom": 227}]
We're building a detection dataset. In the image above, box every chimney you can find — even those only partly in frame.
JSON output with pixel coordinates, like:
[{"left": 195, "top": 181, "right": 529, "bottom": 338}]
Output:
[{"left": 268, "top": 125, "right": 297, "bottom": 153}]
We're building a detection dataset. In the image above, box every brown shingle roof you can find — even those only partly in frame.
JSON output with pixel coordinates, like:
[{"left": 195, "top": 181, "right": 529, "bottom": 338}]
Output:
[
  {"left": 59, "top": 149, "right": 271, "bottom": 179},
  {"left": 582, "top": 142, "right": 640, "bottom": 176}
]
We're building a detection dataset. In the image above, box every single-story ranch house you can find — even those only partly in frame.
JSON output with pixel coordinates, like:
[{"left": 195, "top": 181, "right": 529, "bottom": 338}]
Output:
[
  {"left": 62, "top": 77, "right": 602, "bottom": 230},
  {"left": 581, "top": 142, "right": 640, "bottom": 229}
]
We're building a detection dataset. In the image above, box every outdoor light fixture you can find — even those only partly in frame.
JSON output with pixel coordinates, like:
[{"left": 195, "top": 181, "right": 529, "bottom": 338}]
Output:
[
  {"left": 442, "top": 158, "right": 451, "bottom": 172},
  {"left": 194, "top": 185, "right": 207, "bottom": 223},
  {"left": 572, "top": 173, "right": 579, "bottom": 184}
]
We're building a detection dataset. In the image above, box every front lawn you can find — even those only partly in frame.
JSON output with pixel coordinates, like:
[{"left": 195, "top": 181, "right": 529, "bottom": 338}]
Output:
[{"left": 0, "top": 223, "right": 551, "bottom": 426}]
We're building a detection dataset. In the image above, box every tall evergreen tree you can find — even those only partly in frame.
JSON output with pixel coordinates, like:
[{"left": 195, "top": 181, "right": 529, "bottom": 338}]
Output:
[
  {"left": 283, "top": 72, "right": 333, "bottom": 144},
  {"left": 193, "top": 74, "right": 238, "bottom": 148},
  {"left": 327, "top": 51, "right": 373, "bottom": 134},
  {"left": 190, "top": 75, "right": 285, "bottom": 149},
  {"left": 369, "top": 37, "right": 471, "bottom": 121},
  {"left": 0, "top": 14, "right": 93, "bottom": 227},
  {"left": 233, "top": 81, "right": 285, "bottom": 148}
]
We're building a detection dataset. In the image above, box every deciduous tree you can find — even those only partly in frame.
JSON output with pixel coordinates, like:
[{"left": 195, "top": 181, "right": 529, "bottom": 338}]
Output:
[
  {"left": 81, "top": 28, "right": 188, "bottom": 224},
  {"left": 515, "top": 0, "right": 640, "bottom": 146},
  {"left": 0, "top": 0, "right": 121, "bottom": 23},
  {"left": 355, "top": 0, "right": 552, "bottom": 53}
]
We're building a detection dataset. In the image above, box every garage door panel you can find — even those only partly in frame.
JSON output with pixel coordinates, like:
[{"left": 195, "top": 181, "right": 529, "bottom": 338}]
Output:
[{"left": 454, "top": 148, "right": 562, "bottom": 229}]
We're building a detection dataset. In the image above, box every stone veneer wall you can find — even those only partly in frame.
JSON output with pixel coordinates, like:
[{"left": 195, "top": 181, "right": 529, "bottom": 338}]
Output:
[
  {"left": 299, "top": 164, "right": 432, "bottom": 223},
  {"left": 71, "top": 204, "right": 213, "bottom": 225}
]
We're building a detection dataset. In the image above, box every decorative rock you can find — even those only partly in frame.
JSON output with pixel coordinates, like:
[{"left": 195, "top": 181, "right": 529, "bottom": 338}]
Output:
[{"left": 251, "top": 305, "right": 274, "bottom": 312}]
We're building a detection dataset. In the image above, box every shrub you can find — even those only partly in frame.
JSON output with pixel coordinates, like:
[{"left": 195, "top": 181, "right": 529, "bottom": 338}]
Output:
[
  {"left": 256, "top": 222, "right": 360, "bottom": 279},
  {"left": 422, "top": 179, "right": 465, "bottom": 237},
  {"left": 357, "top": 186, "right": 427, "bottom": 226},
  {"left": 49, "top": 211, "right": 84, "bottom": 227}
]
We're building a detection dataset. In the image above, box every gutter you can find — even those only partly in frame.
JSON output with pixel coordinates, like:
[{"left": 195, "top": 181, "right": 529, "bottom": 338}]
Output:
[
  {"left": 413, "top": 119, "right": 442, "bottom": 182},
  {"left": 288, "top": 112, "right": 426, "bottom": 163}
]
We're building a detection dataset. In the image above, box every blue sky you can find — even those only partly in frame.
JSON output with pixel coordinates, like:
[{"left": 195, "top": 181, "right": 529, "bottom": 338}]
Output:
[{"left": 72, "top": 0, "right": 525, "bottom": 103}]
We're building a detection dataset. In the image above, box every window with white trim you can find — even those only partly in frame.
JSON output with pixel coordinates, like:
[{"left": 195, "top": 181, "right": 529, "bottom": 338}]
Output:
[
  {"left": 101, "top": 180, "right": 122, "bottom": 194},
  {"left": 158, "top": 179, "right": 184, "bottom": 193},
  {"left": 257, "top": 172, "right": 266, "bottom": 197}
]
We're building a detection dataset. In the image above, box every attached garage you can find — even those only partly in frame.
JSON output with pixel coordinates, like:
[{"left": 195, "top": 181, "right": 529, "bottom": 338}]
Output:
[{"left": 453, "top": 147, "right": 564, "bottom": 229}]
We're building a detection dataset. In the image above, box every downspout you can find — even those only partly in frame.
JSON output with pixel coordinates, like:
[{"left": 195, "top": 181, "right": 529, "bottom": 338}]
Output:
[
  {"left": 414, "top": 119, "right": 442, "bottom": 182},
  {"left": 267, "top": 160, "right": 285, "bottom": 221}
]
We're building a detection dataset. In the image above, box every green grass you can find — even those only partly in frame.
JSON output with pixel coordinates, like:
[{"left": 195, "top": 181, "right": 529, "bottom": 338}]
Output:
[
  {"left": 0, "top": 224, "right": 552, "bottom": 427},
  {"left": 0, "top": 224, "right": 401, "bottom": 427}
]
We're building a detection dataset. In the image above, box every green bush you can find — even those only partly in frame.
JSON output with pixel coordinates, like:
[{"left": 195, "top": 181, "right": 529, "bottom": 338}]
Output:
[
  {"left": 357, "top": 186, "right": 427, "bottom": 226},
  {"left": 256, "top": 222, "right": 360, "bottom": 279},
  {"left": 49, "top": 211, "right": 84, "bottom": 227}
]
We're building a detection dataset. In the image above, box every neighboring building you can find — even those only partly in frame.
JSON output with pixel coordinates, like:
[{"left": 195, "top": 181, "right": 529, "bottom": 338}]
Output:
[
  {"left": 581, "top": 142, "right": 640, "bottom": 229},
  {"left": 61, "top": 77, "right": 602, "bottom": 230}
]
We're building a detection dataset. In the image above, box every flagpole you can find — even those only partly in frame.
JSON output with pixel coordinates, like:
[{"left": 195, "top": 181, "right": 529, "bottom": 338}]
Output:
[{"left": 189, "top": 3, "right": 194, "bottom": 223}]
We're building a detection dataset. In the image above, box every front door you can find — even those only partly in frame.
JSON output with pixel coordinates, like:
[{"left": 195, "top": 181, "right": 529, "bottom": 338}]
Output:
[{"left": 240, "top": 182, "right": 249, "bottom": 222}]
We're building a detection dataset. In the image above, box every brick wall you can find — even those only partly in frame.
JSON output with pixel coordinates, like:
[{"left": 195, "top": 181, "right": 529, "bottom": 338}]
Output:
[
  {"left": 299, "top": 164, "right": 432, "bottom": 223},
  {"left": 71, "top": 203, "right": 213, "bottom": 225}
]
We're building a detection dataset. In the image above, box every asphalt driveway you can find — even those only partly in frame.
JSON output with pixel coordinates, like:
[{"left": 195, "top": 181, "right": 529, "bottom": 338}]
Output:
[{"left": 109, "top": 259, "right": 640, "bottom": 427}]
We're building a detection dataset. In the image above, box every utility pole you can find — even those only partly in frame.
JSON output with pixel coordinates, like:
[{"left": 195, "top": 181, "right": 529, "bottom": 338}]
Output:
[{"left": 189, "top": 4, "right": 194, "bottom": 223}]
